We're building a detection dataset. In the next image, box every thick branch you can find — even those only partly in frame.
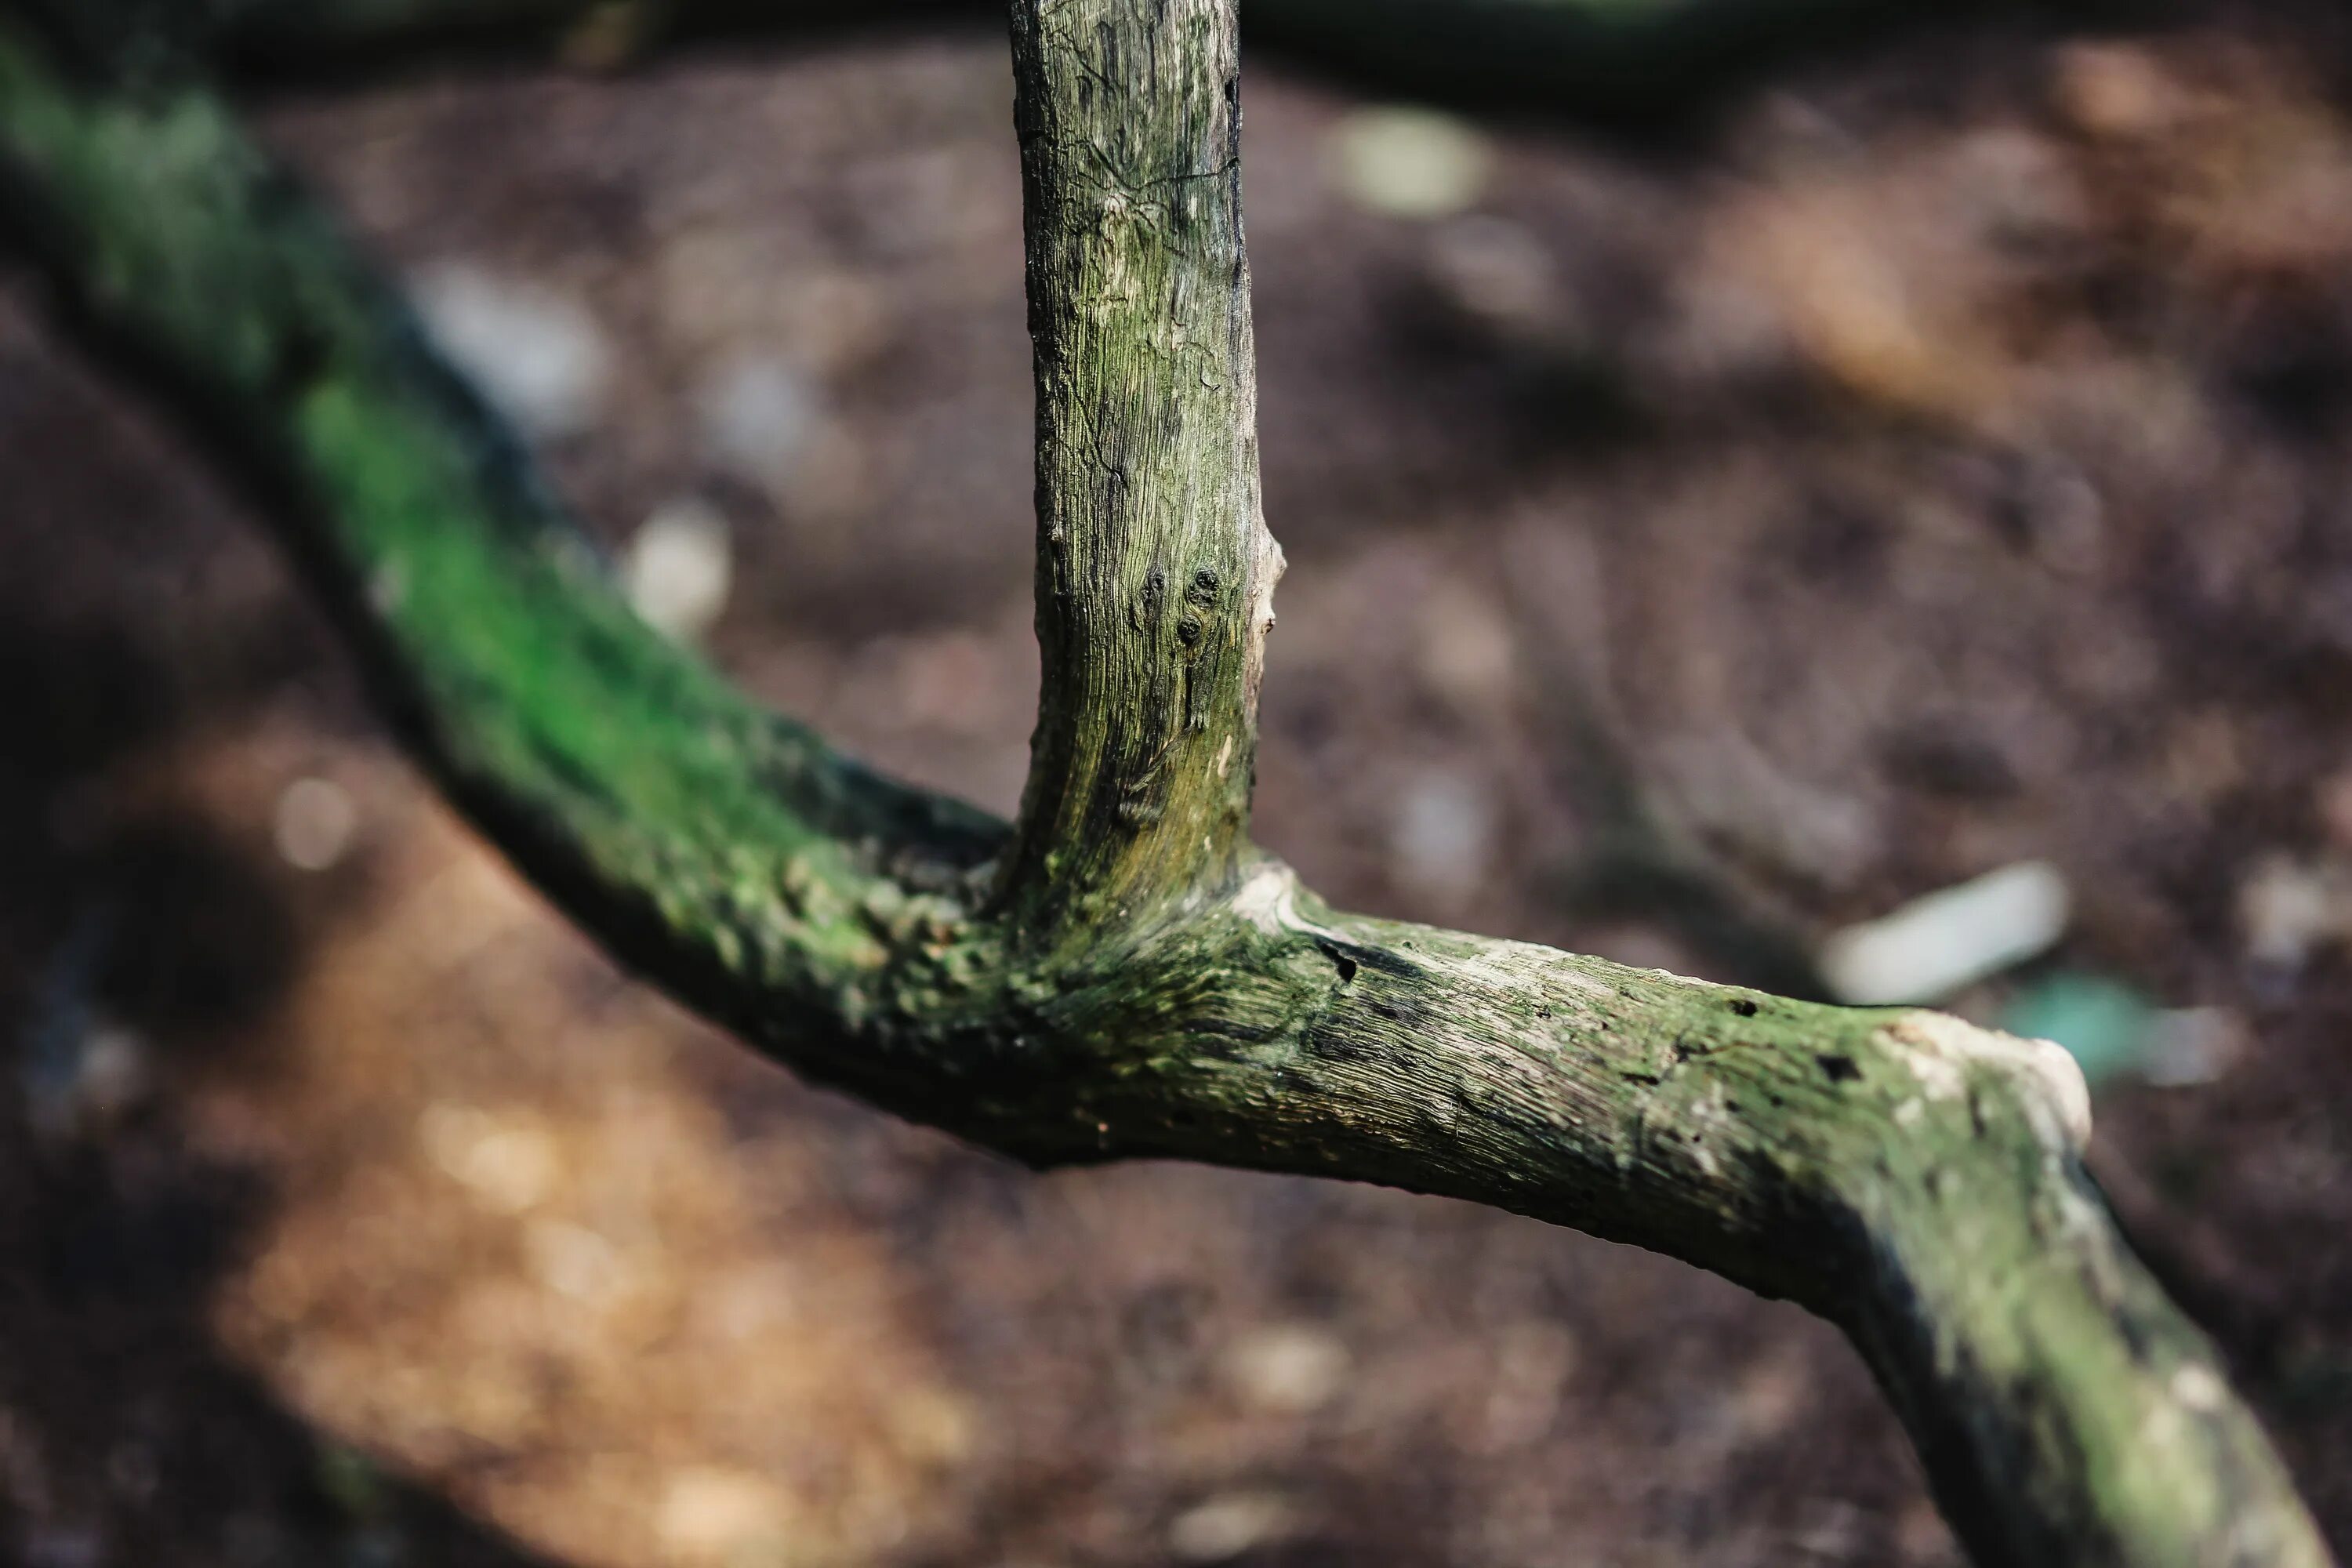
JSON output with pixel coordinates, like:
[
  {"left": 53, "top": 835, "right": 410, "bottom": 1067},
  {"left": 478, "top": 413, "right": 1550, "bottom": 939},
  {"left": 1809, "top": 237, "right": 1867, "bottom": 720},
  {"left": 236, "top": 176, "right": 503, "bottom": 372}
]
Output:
[
  {"left": 1001, "top": 0, "right": 1276, "bottom": 928},
  {"left": 0, "top": 13, "right": 2331, "bottom": 1568}
]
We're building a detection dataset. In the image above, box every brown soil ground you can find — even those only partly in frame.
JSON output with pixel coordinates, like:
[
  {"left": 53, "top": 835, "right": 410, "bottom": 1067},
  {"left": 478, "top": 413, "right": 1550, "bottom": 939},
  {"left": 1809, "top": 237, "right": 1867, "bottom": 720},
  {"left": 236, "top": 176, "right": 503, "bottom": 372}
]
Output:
[{"left": 5, "top": 9, "right": 2352, "bottom": 1566}]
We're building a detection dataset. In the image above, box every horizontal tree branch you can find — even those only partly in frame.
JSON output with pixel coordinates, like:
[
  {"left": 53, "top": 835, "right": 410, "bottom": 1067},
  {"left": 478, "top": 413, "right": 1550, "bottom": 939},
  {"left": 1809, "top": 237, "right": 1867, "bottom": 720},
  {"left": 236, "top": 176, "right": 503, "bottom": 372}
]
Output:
[{"left": 0, "top": 10, "right": 2329, "bottom": 1566}]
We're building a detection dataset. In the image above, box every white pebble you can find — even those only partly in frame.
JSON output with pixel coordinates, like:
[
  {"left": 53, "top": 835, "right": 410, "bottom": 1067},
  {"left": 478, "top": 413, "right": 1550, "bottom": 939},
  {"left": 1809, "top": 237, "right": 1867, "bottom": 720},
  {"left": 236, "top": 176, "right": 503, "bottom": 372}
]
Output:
[
  {"left": 697, "top": 354, "right": 818, "bottom": 497},
  {"left": 622, "top": 498, "right": 734, "bottom": 641},
  {"left": 273, "top": 776, "right": 358, "bottom": 872},
  {"left": 2238, "top": 853, "right": 2351, "bottom": 971},
  {"left": 1168, "top": 1493, "right": 1291, "bottom": 1563},
  {"left": 1223, "top": 1323, "right": 1349, "bottom": 1414},
  {"left": 2140, "top": 1007, "right": 2241, "bottom": 1088},
  {"left": 1388, "top": 766, "right": 1497, "bottom": 903},
  {"left": 1820, "top": 860, "right": 2071, "bottom": 1005},
  {"left": 1329, "top": 106, "right": 1491, "bottom": 220},
  {"left": 411, "top": 263, "right": 608, "bottom": 439},
  {"left": 1425, "top": 216, "right": 1555, "bottom": 330}
]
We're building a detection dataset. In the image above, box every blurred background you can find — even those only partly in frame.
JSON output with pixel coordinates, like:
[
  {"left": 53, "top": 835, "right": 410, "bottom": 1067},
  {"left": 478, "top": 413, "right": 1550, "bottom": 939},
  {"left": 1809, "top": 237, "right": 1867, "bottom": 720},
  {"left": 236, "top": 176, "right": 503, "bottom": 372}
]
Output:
[{"left": 5, "top": 2, "right": 2352, "bottom": 1563}]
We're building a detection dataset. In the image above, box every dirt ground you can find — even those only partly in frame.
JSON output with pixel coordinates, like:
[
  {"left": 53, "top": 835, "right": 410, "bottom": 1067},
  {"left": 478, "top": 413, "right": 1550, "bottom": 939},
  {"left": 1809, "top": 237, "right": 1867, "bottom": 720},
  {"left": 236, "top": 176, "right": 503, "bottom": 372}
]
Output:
[{"left": 5, "top": 7, "right": 2352, "bottom": 1565}]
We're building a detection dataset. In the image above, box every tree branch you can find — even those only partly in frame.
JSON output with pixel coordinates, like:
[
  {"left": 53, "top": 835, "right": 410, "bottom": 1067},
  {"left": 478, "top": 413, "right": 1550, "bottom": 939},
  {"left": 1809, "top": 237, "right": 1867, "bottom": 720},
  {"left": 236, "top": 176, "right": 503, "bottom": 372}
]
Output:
[
  {"left": 0, "top": 5, "right": 1005, "bottom": 1091},
  {"left": 0, "top": 9, "right": 2331, "bottom": 1566},
  {"left": 1000, "top": 0, "right": 1277, "bottom": 929}
]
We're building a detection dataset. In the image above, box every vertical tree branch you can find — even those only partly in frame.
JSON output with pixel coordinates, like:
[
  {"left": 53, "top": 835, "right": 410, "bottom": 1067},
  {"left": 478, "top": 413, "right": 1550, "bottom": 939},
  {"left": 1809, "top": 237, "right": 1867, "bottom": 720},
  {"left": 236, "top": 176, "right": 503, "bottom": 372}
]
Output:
[{"left": 1000, "top": 0, "right": 1280, "bottom": 932}]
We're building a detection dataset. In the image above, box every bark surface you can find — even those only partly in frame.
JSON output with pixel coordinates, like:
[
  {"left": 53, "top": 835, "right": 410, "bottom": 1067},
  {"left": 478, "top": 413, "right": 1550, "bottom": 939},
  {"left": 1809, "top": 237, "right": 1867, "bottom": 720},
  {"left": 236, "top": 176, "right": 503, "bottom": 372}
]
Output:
[
  {"left": 0, "top": 3, "right": 2332, "bottom": 1564},
  {"left": 1000, "top": 0, "right": 1276, "bottom": 931}
]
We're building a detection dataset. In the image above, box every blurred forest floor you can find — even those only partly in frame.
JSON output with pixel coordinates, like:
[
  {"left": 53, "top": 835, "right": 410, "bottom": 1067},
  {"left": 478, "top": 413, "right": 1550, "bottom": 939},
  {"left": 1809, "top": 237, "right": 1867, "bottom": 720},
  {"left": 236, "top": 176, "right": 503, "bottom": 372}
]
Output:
[{"left": 6, "top": 6, "right": 2352, "bottom": 1565}]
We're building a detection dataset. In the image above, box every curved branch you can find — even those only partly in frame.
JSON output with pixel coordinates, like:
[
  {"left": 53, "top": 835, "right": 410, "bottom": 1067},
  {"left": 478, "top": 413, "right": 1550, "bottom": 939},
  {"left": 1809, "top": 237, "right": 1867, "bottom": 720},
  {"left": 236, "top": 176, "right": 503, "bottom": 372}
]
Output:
[
  {"left": 0, "top": 11, "right": 2330, "bottom": 1567},
  {"left": 0, "top": 5, "right": 1004, "bottom": 1086}
]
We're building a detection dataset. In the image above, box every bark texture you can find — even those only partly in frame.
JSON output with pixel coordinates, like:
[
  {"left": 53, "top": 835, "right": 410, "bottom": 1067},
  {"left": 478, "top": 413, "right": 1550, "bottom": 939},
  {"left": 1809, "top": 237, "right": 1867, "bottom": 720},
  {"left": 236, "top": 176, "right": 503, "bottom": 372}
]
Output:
[
  {"left": 0, "top": 4, "right": 2332, "bottom": 1565},
  {"left": 1000, "top": 0, "right": 1276, "bottom": 931}
]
